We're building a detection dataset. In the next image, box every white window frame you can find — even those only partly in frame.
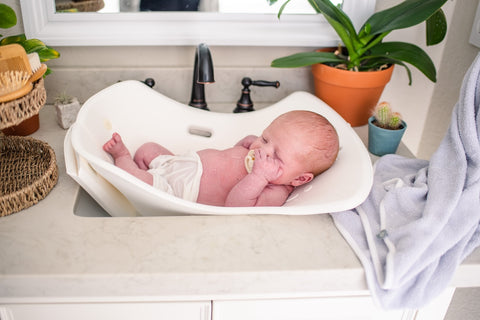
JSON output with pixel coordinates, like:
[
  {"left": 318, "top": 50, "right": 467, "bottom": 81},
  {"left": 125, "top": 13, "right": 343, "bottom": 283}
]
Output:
[{"left": 19, "top": 0, "right": 376, "bottom": 47}]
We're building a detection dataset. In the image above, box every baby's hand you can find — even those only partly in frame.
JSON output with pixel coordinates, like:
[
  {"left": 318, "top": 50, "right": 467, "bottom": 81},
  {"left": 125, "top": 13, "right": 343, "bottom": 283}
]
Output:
[
  {"left": 251, "top": 149, "right": 282, "bottom": 183},
  {"left": 235, "top": 135, "right": 258, "bottom": 149}
]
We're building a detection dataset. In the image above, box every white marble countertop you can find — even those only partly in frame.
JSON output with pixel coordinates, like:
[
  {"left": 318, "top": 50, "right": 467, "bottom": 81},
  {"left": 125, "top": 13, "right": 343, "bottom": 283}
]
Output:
[{"left": 1, "top": 106, "right": 479, "bottom": 303}]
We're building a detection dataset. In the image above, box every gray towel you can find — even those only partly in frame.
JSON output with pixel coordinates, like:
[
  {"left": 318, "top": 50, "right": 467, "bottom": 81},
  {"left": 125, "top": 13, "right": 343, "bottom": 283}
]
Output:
[{"left": 331, "top": 53, "right": 480, "bottom": 309}]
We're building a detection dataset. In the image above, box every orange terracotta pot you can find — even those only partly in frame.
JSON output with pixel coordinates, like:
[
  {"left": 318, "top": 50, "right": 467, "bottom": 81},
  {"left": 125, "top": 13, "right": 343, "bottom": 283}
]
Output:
[{"left": 312, "top": 63, "right": 394, "bottom": 127}]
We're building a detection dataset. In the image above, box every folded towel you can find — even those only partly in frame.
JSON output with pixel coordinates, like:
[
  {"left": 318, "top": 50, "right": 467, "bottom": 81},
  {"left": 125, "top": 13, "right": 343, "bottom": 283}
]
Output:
[{"left": 331, "top": 53, "right": 480, "bottom": 309}]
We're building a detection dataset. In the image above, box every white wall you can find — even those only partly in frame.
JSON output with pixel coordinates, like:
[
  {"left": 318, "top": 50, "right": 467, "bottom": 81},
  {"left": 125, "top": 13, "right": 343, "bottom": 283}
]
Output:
[
  {"left": 373, "top": 0, "right": 453, "bottom": 157},
  {"left": 376, "top": 0, "right": 479, "bottom": 159},
  {"left": 418, "top": 0, "right": 480, "bottom": 159}
]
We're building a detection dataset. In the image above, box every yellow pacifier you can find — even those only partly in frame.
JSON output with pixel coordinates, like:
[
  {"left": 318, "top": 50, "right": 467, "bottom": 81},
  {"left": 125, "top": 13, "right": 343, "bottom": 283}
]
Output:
[{"left": 244, "top": 149, "right": 255, "bottom": 173}]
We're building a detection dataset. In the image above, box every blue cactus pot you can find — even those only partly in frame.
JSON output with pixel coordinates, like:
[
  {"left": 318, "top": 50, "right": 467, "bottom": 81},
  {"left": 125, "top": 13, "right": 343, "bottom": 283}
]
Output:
[{"left": 368, "top": 116, "right": 407, "bottom": 156}]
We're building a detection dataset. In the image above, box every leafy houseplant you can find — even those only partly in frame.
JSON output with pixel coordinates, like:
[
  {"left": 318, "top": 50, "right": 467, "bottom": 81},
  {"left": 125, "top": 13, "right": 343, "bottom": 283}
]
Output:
[
  {"left": 0, "top": 3, "right": 60, "bottom": 76},
  {"left": 270, "top": 0, "right": 448, "bottom": 126},
  {"left": 368, "top": 102, "right": 407, "bottom": 156}
]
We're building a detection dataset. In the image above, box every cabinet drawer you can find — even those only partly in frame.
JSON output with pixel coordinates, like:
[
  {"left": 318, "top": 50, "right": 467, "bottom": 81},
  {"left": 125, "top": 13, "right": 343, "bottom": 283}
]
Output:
[{"left": 212, "top": 296, "right": 404, "bottom": 320}]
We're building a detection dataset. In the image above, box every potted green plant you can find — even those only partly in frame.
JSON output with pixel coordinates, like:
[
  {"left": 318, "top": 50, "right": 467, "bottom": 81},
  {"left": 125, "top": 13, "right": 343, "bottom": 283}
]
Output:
[
  {"left": 368, "top": 101, "right": 406, "bottom": 156},
  {"left": 54, "top": 91, "right": 82, "bottom": 129},
  {"left": 0, "top": 3, "right": 60, "bottom": 76},
  {"left": 0, "top": 3, "right": 60, "bottom": 135},
  {"left": 270, "top": 0, "right": 448, "bottom": 126}
]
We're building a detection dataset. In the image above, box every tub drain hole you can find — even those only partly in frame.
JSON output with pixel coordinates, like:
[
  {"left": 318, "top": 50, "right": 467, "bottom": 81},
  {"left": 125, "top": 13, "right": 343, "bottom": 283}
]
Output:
[{"left": 188, "top": 127, "right": 212, "bottom": 138}]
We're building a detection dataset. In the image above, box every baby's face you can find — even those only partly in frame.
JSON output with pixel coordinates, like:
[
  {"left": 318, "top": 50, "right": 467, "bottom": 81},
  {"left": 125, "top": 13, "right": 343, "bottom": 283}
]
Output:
[{"left": 249, "top": 118, "right": 311, "bottom": 185}]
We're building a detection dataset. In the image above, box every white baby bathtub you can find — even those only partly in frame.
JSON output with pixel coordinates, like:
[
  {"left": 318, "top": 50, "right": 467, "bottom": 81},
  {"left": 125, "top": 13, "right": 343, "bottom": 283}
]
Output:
[{"left": 65, "top": 80, "right": 373, "bottom": 216}]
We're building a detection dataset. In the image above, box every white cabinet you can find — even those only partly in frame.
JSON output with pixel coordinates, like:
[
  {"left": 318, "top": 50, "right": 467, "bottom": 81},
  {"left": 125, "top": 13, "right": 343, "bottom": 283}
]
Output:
[
  {"left": 212, "top": 296, "right": 405, "bottom": 320},
  {"left": 1, "top": 301, "right": 211, "bottom": 320},
  {"left": 212, "top": 288, "right": 455, "bottom": 320},
  {"left": 0, "top": 288, "right": 454, "bottom": 320}
]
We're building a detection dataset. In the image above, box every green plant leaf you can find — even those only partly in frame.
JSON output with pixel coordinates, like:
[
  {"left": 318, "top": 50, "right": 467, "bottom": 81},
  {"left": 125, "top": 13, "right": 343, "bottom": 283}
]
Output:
[
  {"left": 368, "top": 41, "right": 436, "bottom": 83},
  {"left": 360, "top": 57, "right": 413, "bottom": 84},
  {"left": 0, "top": 34, "right": 26, "bottom": 46},
  {"left": 271, "top": 51, "right": 340, "bottom": 68},
  {"left": 358, "top": 23, "right": 372, "bottom": 40},
  {"left": 37, "top": 47, "right": 61, "bottom": 62},
  {"left": 277, "top": 0, "right": 291, "bottom": 18},
  {"left": 307, "top": 0, "right": 357, "bottom": 42},
  {"left": 426, "top": 9, "right": 447, "bottom": 46},
  {"left": 21, "top": 38, "right": 48, "bottom": 53},
  {"left": 270, "top": 0, "right": 447, "bottom": 85},
  {"left": 365, "top": 0, "right": 448, "bottom": 36},
  {"left": 271, "top": 51, "right": 344, "bottom": 68},
  {"left": 0, "top": 3, "right": 17, "bottom": 29},
  {"left": 307, "top": 0, "right": 353, "bottom": 28},
  {"left": 307, "top": 0, "right": 363, "bottom": 64}
]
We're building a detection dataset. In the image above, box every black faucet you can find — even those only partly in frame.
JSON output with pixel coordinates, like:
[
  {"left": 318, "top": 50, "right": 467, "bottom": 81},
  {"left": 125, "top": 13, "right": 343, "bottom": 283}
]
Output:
[
  {"left": 234, "top": 77, "right": 280, "bottom": 113},
  {"left": 189, "top": 43, "right": 215, "bottom": 110}
]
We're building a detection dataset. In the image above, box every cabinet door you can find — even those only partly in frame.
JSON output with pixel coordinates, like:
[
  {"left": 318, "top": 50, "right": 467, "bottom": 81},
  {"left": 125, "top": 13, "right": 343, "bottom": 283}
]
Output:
[
  {"left": 2, "top": 301, "right": 211, "bottom": 320},
  {"left": 212, "top": 297, "right": 405, "bottom": 320}
]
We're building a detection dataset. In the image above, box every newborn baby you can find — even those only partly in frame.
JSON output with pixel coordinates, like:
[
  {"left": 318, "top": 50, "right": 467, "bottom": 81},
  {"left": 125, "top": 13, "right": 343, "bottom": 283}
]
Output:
[{"left": 103, "top": 110, "right": 339, "bottom": 207}]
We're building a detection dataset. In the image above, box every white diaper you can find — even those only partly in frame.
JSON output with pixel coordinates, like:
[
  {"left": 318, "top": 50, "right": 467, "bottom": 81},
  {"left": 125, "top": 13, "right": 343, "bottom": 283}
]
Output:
[{"left": 147, "top": 151, "right": 203, "bottom": 202}]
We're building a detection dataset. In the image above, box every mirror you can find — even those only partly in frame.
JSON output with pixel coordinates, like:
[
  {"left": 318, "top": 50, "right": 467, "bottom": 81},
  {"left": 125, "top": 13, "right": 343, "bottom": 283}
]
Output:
[
  {"left": 54, "top": 0, "right": 339, "bottom": 13},
  {"left": 20, "top": 0, "right": 375, "bottom": 46}
]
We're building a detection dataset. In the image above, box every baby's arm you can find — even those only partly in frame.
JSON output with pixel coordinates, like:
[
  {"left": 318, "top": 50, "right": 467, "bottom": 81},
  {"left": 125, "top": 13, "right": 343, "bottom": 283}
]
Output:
[
  {"left": 235, "top": 135, "right": 258, "bottom": 149},
  {"left": 224, "top": 149, "right": 293, "bottom": 207}
]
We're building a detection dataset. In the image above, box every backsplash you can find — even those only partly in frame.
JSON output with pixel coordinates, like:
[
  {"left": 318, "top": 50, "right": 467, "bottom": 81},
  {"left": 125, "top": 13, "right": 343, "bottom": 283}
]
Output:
[
  {"left": 42, "top": 44, "right": 315, "bottom": 113},
  {"left": 44, "top": 66, "right": 313, "bottom": 113}
]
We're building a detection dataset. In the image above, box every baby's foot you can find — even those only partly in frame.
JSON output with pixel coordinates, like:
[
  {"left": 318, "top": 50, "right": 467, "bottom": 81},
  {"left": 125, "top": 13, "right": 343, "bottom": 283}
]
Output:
[{"left": 103, "top": 133, "right": 131, "bottom": 160}]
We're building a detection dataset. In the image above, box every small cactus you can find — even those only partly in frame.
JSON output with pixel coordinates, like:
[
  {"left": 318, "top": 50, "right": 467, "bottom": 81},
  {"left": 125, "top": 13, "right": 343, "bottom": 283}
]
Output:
[
  {"left": 373, "top": 102, "right": 403, "bottom": 130},
  {"left": 388, "top": 112, "right": 402, "bottom": 129}
]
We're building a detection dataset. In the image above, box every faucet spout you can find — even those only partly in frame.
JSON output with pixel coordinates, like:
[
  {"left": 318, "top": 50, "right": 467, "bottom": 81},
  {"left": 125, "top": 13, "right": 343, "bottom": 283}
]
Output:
[{"left": 189, "top": 43, "right": 215, "bottom": 110}]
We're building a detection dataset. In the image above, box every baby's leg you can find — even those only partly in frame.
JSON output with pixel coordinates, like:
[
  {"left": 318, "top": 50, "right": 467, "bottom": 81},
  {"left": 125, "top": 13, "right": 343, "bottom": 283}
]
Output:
[
  {"left": 134, "top": 142, "right": 174, "bottom": 170},
  {"left": 103, "top": 133, "right": 153, "bottom": 185}
]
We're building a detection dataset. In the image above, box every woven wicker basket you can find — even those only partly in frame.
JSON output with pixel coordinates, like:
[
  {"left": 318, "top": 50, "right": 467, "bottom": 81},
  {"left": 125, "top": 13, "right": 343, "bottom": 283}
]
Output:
[
  {"left": 0, "top": 78, "right": 46, "bottom": 131},
  {"left": 0, "top": 135, "right": 58, "bottom": 217}
]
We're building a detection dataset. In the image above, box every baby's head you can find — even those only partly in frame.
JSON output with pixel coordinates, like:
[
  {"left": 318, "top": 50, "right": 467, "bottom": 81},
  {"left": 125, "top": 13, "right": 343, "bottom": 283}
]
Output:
[
  {"left": 250, "top": 110, "right": 339, "bottom": 187},
  {"left": 274, "top": 110, "right": 339, "bottom": 175}
]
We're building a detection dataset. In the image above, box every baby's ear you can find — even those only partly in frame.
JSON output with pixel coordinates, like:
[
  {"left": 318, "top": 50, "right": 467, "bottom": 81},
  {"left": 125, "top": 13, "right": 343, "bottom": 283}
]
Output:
[{"left": 291, "top": 173, "right": 314, "bottom": 186}]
